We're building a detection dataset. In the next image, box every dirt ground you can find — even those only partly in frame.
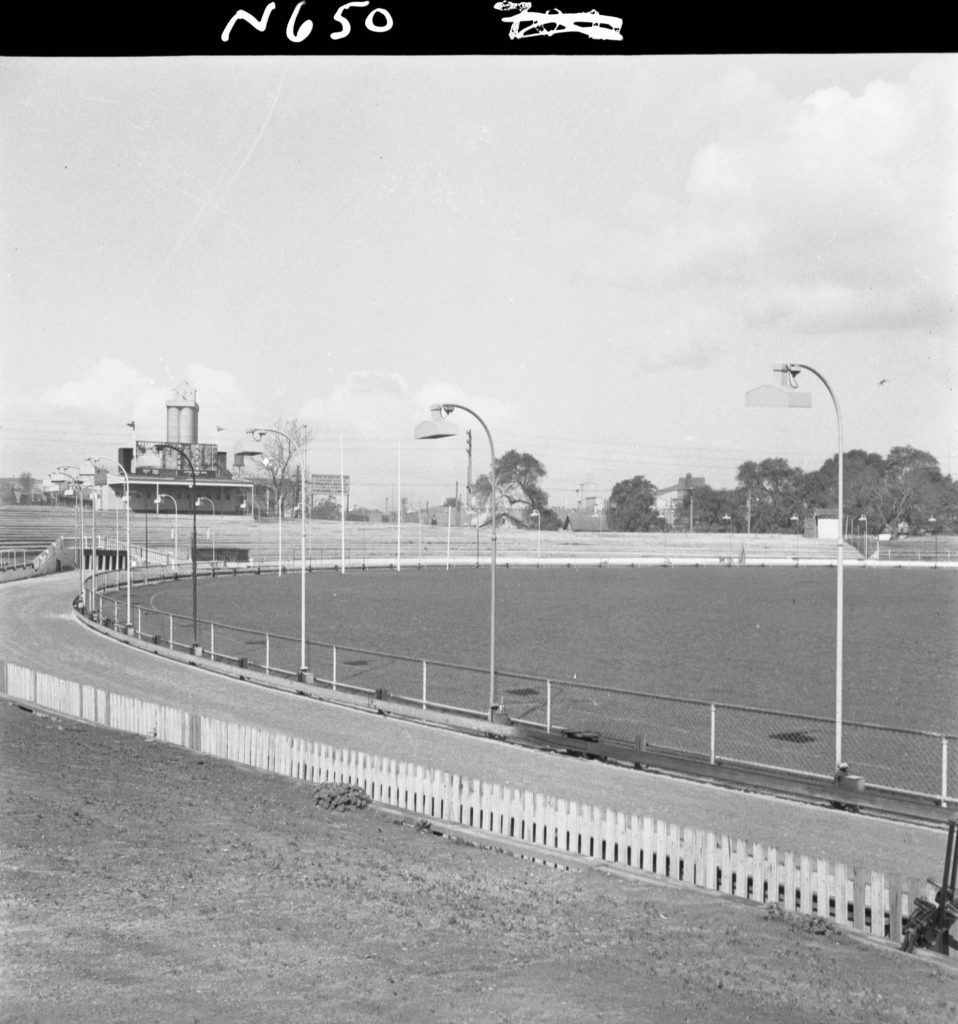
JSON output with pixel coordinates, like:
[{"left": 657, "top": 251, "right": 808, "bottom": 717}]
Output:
[{"left": 1, "top": 699, "right": 956, "bottom": 1024}]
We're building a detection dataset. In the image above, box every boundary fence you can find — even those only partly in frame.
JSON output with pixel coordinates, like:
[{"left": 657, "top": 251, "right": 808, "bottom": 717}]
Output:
[
  {"left": 0, "top": 658, "right": 938, "bottom": 949},
  {"left": 85, "top": 574, "right": 957, "bottom": 806}
]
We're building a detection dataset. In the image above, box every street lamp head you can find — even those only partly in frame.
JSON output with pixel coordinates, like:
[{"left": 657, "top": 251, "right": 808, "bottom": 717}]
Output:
[
  {"left": 414, "top": 404, "right": 459, "bottom": 440},
  {"left": 235, "top": 430, "right": 266, "bottom": 459},
  {"left": 773, "top": 363, "right": 801, "bottom": 388}
]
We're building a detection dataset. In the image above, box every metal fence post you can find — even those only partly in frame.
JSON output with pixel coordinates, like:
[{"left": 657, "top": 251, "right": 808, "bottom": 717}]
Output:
[
  {"left": 942, "top": 736, "right": 949, "bottom": 807},
  {"left": 422, "top": 660, "right": 428, "bottom": 710},
  {"left": 137, "top": 606, "right": 141, "bottom": 637},
  {"left": 710, "top": 703, "right": 717, "bottom": 765},
  {"left": 265, "top": 633, "right": 270, "bottom": 675},
  {"left": 332, "top": 646, "right": 337, "bottom": 689},
  {"left": 546, "top": 680, "right": 552, "bottom": 733},
  {"left": 210, "top": 622, "right": 215, "bottom": 659},
  {"left": 169, "top": 612, "right": 173, "bottom": 650}
]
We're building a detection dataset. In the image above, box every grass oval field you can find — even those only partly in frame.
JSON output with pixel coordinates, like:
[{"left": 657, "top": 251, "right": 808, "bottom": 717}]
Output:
[{"left": 141, "top": 565, "right": 957, "bottom": 735}]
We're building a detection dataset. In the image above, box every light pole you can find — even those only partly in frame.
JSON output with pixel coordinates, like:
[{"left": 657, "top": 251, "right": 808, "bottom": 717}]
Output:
[
  {"left": 416, "top": 403, "right": 499, "bottom": 716},
  {"left": 155, "top": 494, "right": 179, "bottom": 565},
  {"left": 858, "top": 514, "right": 868, "bottom": 560},
  {"left": 88, "top": 456, "right": 132, "bottom": 629},
  {"left": 278, "top": 495, "right": 283, "bottom": 576},
  {"left": 747, "top": 362, "right": 845, "bottom": 772},
  {"left": 145, "top": 444, "right": 199, "bottom": 652},
  {"left": 655, "top": 509, "right": 668, "bottom": 560},
  {"left": 530, "top": 508, "right": 541, "bottom": 565},
  {"left": 53, "top": 466, "right": 85, "bottom": 608},
  {"left": 238, "top": 428, "right": 309, "bottom": 679},
  {"left": 196, "top": 496, "right": 216, "bottom": 566}
]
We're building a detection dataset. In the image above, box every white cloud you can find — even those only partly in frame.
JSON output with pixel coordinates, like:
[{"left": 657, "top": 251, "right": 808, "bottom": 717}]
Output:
[
  {"left": 42, "top": 359, "right": 164, "bottom": 425},
  {"left": 41, "top": 359, "right": 254, "bottom": 441},
  {"left": 299, "top": 371, "right": 518, "bottom": 438},
  {"left": 554, "top": 56, "right": 956, "bottom": 341}
]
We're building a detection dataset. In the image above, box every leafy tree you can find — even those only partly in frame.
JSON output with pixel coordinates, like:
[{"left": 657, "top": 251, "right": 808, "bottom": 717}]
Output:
[
  {"left": 17, "top": 472, "right": 36, "bottom": 504},
  {"left": 608, "top": 476, "right": 657, "bottom": 531},
  {"left": 474, "top": 449, "right": 554, "bottom": 523},
  {"left": 735, "top": 458, "right": 803, "bottom": 531},
  {"left": 310, "top": 496, "right": 341, "bottom": 521},
  {"left": 679, "top": 484, "right": 742, "bottom": 531},
  {"left": 869, "top": 447, "right": 942, "bottom": 533}
]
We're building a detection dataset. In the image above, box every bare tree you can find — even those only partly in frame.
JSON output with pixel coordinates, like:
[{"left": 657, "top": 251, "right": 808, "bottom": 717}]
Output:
[{"left": 258, "top": 419, "right": 311, "bottom": 514}]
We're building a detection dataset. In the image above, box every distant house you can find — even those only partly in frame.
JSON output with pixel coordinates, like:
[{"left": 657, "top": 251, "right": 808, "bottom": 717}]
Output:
[
  {"left": 556, "top": 507, "right": 610, "bottom": 532},
  {"left": 0, "top": 477, "right": 44, "bottom": 505},
  {"left": 654, "top": 474, "right": 706, "bottom": 527},
  {"left": 812, "top": 508, "right": 839, "bottom": 539}
]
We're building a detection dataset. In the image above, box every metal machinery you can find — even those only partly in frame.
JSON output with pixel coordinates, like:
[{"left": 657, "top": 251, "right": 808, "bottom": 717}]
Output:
[{"left": 901, "top": 816, "right": 958, "bottom": 955}]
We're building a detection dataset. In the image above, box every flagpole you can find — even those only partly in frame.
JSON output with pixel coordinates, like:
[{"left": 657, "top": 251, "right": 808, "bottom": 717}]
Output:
[
  {"left": 340, "top": 434, "right": 346, "bottom": 574},
  {"left": 396, "top": 440, "right": 401, "bottom": 571}
]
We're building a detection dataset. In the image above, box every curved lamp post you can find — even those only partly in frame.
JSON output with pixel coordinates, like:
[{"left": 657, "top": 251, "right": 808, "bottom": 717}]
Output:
[
  {"left": 238, "top": 428, "right": 310, "bottom": 679},
  {"left": 196, "top": 496, "right": 216, "bottom": 566},
  {"left": 155, "top": 493, "right": 179, "bottom": 565},
  {"left": 144, "top": 443, "right": 199, "bottom": 652},
  {"left": 747, "top": 362, "right": 845, "bottom": 772},
  {"left": 88, "top": 456, "right": 132, "bottom": 630},
  {"left": 53, "top": 466, "right": 85, "bottom": 608},
  {"left": 416, "top": 403, "right": 499, "bottom": 716},
  {"left": 655, "top": 509, "right": 668, "bottom": 561}
]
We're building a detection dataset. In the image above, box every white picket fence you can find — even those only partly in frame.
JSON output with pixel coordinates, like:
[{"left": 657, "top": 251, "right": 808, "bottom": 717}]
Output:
[{"left": 0, "top": 658, "right": 935, "bottom": 946}]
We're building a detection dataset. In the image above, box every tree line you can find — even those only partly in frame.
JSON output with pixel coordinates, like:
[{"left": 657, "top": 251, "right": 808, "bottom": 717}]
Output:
[{"left": 609, "top": 446, "right": 957, "bottom": 535}]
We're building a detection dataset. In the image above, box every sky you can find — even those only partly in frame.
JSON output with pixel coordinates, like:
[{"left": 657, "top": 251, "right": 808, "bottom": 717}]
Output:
[{"left": 1, "top": 52, "right": 955, "bottom": 510}]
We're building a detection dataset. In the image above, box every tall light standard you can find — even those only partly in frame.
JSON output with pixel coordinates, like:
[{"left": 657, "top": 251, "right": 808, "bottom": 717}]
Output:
[
  {"left": 88, "top": 456, "right": 132, "bottom": 630},
  {"left": 277, "top": 495, "right": 284, "bottom": 576},
  {"left": 858, "top": 514, "right": 868, "bottom": 560},
  {"left": 53, "top": 466, "right": 85, "bottom": 608},
  {"left": 143, "top": 444, "right": 199, "bottom": 652},
  {"left": 238, "top": 428, "right": 309, "bottom": 679},
  {"left": 155, "top": 494, "right": 179, "bottom": 565},
  {"left": 530, "top": 508, "right": 541, "bottom": 565},
  {"left": 416, "top": 403, "right": 499, "bottom": 716},
  {"left": 747, "top": 362, "right": 845, "bottom": 772},
  {"left": 196, "top": 496, "right": 216, "bottom": 565},
  {"left": 655, "top": 509, "right": 668, "bottom": 560}
]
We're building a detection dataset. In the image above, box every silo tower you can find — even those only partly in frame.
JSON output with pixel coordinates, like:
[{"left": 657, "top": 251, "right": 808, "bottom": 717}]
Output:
[{"left": 166, "top": 382, "right": 199, "bottom": 444}]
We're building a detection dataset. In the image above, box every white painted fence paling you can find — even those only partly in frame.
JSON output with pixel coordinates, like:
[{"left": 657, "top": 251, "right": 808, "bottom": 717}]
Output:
[{"left": 0, "top": 657, "right": 933, "bottom": 947}]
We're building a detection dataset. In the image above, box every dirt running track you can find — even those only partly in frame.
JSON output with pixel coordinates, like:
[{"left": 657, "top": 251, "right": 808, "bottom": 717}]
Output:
[{"left": 2, "top": 573, "right": 957, "bottom": 1021}]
